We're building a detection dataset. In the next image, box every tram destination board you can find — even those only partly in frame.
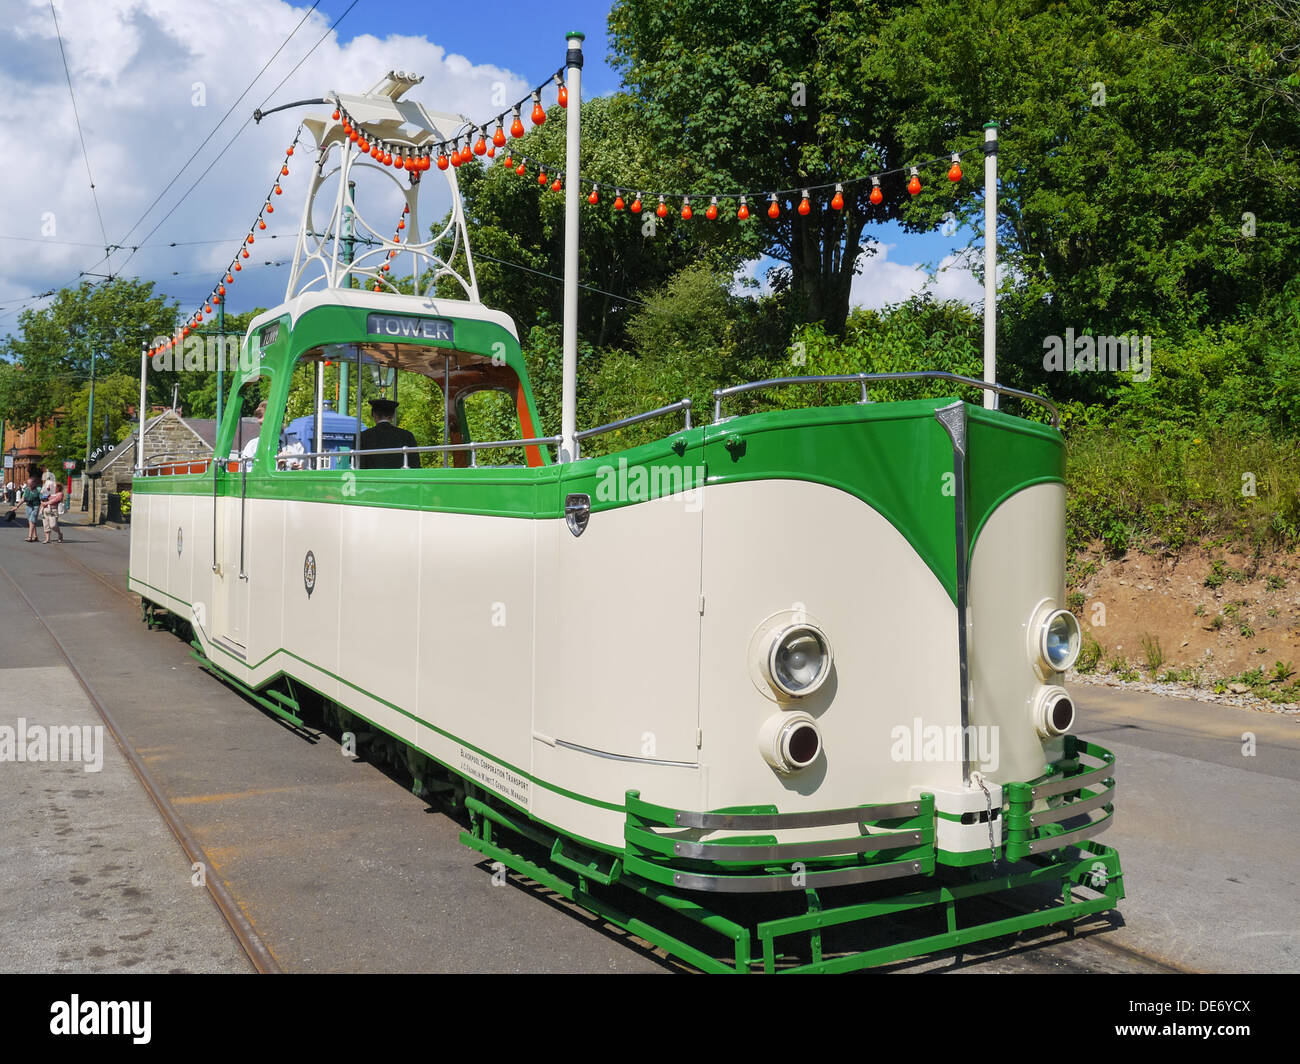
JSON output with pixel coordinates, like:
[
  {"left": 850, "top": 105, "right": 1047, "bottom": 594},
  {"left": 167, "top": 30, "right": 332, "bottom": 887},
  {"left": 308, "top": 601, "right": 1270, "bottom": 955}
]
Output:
[{"left": 366, "top": 313, "right": 454, "bottom": 341}]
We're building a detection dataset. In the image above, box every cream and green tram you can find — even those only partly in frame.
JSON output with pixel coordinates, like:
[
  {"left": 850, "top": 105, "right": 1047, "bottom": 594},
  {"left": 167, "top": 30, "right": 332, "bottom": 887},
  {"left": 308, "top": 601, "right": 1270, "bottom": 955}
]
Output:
[{"left": 129, "top": 74, "right": 1121, "bottom": 973}]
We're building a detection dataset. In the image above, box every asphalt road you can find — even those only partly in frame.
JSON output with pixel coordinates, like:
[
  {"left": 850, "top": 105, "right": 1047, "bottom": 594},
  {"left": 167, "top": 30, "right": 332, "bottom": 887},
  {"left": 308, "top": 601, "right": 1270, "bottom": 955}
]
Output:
[{"left": 1, "top": 513, "right": 1295, "bottom": 973}]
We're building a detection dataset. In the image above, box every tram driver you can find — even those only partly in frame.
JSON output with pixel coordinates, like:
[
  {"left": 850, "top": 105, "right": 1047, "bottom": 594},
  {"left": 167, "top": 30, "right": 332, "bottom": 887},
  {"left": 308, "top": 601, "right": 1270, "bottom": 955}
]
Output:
[{"left": 358, "top": 398, "right": 420, "bottom": 469}]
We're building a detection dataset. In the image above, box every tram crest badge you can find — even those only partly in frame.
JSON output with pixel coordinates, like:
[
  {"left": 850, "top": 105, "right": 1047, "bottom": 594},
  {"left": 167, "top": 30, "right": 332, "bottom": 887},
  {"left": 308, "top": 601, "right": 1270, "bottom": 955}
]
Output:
[{"left": 303, "top": 550, "right": 316, "bottom": 598}]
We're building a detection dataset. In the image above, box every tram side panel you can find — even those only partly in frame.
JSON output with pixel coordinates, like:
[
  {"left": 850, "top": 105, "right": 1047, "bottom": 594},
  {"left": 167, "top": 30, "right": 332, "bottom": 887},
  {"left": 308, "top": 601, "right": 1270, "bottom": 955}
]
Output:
[
  {"left": 523, "top": 442, "right": 709, "bottom": 848},
  {"left": 967, "top": 481, "right": 1069, "bottom": 784},
  {"left": 334, "top": 500, "right": 422, "bottom": 747},
  {"left": 413, "top": 507, "right": 539, "bottom": 802},
  {"left": 279, "top": 497, "right": 342, "bottom": 702},
  {"left": 696, "top": 476, "right": 962, "bottom": 814}
]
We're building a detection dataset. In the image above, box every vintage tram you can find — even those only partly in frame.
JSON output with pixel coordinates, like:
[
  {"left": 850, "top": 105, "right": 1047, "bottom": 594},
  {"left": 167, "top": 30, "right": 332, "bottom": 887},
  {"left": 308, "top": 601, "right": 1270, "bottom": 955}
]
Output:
[{"left": 129, "top": 67, "right": 1122, "bottom": 973}]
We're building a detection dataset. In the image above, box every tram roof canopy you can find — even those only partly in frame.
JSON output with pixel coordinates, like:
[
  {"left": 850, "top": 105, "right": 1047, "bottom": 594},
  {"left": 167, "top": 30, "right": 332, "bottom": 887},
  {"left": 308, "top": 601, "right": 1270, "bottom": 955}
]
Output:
[{"left": 245, "top": 288, "right": 521, "bottom": 342}]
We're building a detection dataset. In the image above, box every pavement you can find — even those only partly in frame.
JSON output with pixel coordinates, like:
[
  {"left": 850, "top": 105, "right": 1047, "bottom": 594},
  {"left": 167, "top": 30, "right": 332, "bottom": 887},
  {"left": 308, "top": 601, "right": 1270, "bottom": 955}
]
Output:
[{"left": 0, "top": 511, "right": 1296, "bottom": 973}]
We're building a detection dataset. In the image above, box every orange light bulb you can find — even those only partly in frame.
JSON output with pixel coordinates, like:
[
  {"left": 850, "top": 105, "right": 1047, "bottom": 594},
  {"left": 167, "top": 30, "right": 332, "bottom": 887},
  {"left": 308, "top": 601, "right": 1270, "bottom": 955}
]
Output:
[
  {"left": 551, "top": 177, "right": 562, "bottom": 191},
  {"left": 630, "top": 195, "right": 642, "bottom": 213},
  {"left": 531, "top": 99, "right": 546, "bottom": 125},
  {"left": 705, "top": 196, "right": 718, "bottom": 220},
  {"left": 656, "top": 195, "right": 668, "bottom": 218},
  {"left": 516, "top": 161, "right": 526, "bottom": 175},
  {"left": 588, "top": 186, "right": 599, "bottom": 205},
  {"left": 798, "top": 191, "right": 811, "bottom": 215},
  {"left": 613, "top": 194, "right": 625, "bottom": 210},
  {"left": 492, "top": 125, "right": 506, "bottom": 147},
  {"left": 767, "top": 194, "right": 780, "bottom": 219},
  {"left": 510, "top": 111, "right": 524, "bottom": 138},
  {"left": 738, "top": 196, "right": 749, "bottom": 220},
  {"left": 869, "top": 179, "right": 882, "bottom": 206},
  {"left": 681, "top": 197, "right": 692, "bottom": 220},
  {"left": 948, "top": 160, "right": 962, "bottom": 182},
  {"left": 831, "top": 184, "right": 844, "bottom": 210},
  {"left": 907, "top": 168, "right": 921, "bottom": 195},
  {"left": 474, "top": 135, "right": 487, "bottom": 156}
]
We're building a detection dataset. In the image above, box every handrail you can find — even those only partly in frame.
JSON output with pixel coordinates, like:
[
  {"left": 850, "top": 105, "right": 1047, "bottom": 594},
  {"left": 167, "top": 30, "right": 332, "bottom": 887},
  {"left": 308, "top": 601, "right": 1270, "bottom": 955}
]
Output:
[
  {"left": 572, "top": 399, "right": 692, "bottom": 460},
  {"left": 711, "top": 372, "right": 1060, "bottom": 427},
  {"left": 283, "top": 435, "right": 564, "bottom": 469}
]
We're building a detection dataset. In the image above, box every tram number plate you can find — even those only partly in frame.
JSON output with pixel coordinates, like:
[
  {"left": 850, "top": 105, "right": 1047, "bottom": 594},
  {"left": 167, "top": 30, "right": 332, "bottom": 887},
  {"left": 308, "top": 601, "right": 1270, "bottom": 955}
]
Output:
[{"left": 459, "top": 747, "right": 530, "bottom": 808}]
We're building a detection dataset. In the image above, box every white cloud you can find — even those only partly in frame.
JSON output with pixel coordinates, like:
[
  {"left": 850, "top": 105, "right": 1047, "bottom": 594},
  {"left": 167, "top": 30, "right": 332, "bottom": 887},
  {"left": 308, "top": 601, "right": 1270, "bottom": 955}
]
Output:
[
  {"left": 2, "top": 0, "right": 532, "bottom": 330},
  {"left": 849, "top": 243, "right": 986, "bottom": 310}
]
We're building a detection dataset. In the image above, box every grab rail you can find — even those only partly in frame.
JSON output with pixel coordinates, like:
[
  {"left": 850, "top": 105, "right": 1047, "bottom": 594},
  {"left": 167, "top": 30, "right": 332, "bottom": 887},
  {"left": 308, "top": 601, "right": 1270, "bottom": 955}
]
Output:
[
  {"left": 572, "top": 399, "right": 693, "bottom": 459},
  {"left": 712, "top": 372, "right": 1060, "bottom": 427},
  {"left": 282, "top": 435, "right": 564, "bottom": 469}
]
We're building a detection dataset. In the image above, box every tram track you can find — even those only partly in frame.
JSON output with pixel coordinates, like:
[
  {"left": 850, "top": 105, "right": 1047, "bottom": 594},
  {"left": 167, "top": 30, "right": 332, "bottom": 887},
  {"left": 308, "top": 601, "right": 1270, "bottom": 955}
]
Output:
[{"left": 0, "top": 553, "right": 281, "bottom": 974}]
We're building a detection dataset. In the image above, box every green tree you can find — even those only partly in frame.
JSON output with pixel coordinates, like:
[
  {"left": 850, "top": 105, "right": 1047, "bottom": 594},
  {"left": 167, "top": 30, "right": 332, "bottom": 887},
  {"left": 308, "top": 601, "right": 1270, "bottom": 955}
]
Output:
[
  {"left": 0, "top": 279, "right": 177, "bottom": 433},
  {"left": 863, "top": 0, "right": 1300, "bottom": 397},
  {"left": 609, "top": 0, "right": 936, "bottom": 338},
  {"left": 441, "top": 93, "right": 757, "bottom": 349}
]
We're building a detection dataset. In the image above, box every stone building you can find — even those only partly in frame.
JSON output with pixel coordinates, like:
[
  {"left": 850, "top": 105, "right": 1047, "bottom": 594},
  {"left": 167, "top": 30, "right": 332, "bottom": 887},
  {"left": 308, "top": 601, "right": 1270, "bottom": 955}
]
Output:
[{"left": 84, "top": 408, "right": 259, "bottom": 522}]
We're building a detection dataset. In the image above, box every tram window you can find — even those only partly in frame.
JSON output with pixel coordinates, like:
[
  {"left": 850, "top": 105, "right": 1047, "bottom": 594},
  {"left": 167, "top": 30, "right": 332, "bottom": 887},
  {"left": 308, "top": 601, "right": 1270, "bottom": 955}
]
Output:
[
  {"left": 229, "top": 374, "right": 270, "bottom": 469},
  {"left": 457, "top": 389, "right": 524, "bottom": 467},
  {"left": 276, "top": 343, "right": 535, "bottom": 470},
  {"left": 276, "top": 349, "right": 445, "bottom": 470}
]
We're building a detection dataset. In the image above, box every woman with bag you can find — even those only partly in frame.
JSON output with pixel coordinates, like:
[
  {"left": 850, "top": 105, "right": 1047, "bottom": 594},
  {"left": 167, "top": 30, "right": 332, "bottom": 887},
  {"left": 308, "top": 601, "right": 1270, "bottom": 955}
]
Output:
[{"left": 21, "top": 474, "right": 41, "bottom": 541}]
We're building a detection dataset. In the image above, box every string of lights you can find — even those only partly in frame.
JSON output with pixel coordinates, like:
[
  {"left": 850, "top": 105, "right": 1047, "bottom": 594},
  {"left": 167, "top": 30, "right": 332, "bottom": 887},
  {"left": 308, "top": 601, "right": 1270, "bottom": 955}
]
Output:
[
  {"left": 494, "top": 146, "right": 973, "bottom": 219},
  {"left": 330, "top": 68, "right": 566, "bottom": 173},
  {"left": 151, "top": 127, "right": 302, "bottom": 357}
]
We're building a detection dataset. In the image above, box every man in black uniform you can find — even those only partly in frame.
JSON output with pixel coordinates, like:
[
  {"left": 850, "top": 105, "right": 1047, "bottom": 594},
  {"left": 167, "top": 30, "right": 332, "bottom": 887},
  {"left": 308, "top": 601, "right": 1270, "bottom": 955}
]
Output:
[{"left": 358, "top": 397, "right": 420, "bottom": 468}]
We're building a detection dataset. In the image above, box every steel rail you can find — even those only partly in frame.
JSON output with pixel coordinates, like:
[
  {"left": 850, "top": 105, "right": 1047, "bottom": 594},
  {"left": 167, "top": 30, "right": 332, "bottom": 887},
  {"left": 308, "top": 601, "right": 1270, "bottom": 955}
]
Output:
[{"left": 0, "top": 557, "right": 282, "bottom": 974}]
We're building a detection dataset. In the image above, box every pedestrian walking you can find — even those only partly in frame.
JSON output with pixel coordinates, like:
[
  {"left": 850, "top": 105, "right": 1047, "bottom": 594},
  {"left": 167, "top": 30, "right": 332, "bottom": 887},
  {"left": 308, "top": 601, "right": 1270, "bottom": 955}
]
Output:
[
  {"left": 42, "top": 479, "right": 65, "bottom": 543},
  {"left": 21, "top": 474, "right": 41, "bottom": 541}
]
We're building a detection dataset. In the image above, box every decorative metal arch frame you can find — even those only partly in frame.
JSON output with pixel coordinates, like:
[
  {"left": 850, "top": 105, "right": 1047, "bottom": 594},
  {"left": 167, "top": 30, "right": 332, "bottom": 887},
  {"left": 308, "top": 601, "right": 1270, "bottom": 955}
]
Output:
[{"left": 287, "top": 83, "right": 479, "bottom": 302}]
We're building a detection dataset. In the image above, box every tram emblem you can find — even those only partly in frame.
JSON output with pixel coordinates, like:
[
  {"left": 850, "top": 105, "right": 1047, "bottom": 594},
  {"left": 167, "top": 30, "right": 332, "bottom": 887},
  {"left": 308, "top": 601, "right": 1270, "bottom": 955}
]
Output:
[
  {"left": 304, "top": 550, "right": 317, "bottom": 598},
  {"left": 177, "top": 527, "right": 183, "bottom": 556},
  {"left": 565, "top": 494, "right": 590, "bottom": 537}
]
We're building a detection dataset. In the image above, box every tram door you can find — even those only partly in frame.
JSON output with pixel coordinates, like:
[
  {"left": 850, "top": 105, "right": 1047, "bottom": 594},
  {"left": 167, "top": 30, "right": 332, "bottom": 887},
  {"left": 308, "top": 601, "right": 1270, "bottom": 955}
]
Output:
[
  {"left": 213, "top": 491, "right": 251, "bottom": 649},
  {"left": 211, "top": 380, "right": 262, "bottom": 651}
]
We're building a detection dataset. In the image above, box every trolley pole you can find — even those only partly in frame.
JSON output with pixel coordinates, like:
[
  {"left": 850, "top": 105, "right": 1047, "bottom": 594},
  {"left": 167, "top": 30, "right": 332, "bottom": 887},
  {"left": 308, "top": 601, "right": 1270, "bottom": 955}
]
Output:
[
  {"left": 137, "top": 341, "right": 148, "bottom": 474},
  {"left": 982, "top": 121, "right": 998, "bottom": 409},
  {"left": 559, "top": 31, "right": 584, "bottom": 463}
]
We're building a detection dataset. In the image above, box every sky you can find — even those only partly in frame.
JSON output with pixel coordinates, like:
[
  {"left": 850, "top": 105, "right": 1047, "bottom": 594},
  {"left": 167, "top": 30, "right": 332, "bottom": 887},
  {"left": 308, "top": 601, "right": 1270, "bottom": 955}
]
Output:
[{"left": 0, "top": 0, "right": 984, "bottom": 341}]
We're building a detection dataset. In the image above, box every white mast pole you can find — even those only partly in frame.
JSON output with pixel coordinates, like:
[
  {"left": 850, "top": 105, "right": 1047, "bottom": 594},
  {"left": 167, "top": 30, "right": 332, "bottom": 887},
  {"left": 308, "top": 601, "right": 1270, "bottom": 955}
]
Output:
[
  {"left": 982, "top": 121, "right": 998, "bottom": 409},
  {"left": 559, "top": 31, "right": 585, "bottom": 463},
  {"left": 137, "top": 341, "right": 148, "bottom": 472}
]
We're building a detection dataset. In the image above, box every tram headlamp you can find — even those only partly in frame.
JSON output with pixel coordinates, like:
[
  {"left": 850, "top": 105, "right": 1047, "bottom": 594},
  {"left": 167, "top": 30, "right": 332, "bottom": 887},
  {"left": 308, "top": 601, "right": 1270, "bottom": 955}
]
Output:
[
  {"left": 758, "top": 711, "right": 822, "bottom": 773},
  {"left": 764, "top": 624, "right": 832, "bottom": 697},
  {"left": 1028, "top": 605, "right": 1081, "bottom": 673},
  {"left": 1032, "top": 686, "right": 1076, "bottom": 738}
]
